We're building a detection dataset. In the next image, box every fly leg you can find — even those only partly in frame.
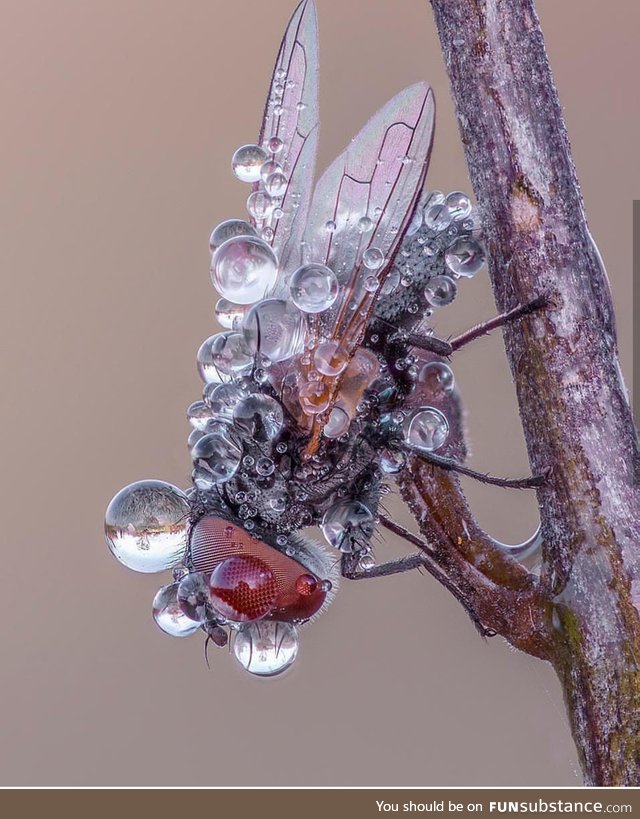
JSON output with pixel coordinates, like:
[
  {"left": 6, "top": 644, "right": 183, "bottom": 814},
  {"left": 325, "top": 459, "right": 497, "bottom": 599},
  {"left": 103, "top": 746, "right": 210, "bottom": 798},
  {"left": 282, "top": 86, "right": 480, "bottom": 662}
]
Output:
[
  {"left": 341, "top": 517, "right": 491, "bottom": 637},
  {"left": 402, "top": 447, "right": 549, "bottom": 490},
  {"left": 407, "top": 295, "right": 549, "bottom": 356}
]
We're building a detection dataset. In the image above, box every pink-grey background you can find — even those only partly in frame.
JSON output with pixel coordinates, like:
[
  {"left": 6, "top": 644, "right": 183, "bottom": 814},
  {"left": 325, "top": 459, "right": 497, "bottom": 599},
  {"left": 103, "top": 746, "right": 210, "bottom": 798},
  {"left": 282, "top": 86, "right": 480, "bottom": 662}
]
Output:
[{"left": 0, "top": 0, "right": 635, "bottom": 786}]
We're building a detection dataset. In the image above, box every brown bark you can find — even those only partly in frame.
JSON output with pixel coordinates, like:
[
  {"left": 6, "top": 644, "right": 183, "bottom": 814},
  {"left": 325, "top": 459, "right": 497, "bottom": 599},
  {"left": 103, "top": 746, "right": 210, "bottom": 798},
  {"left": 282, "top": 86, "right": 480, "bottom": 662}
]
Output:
[{"left": 406, "top": 0, "right": 640, "bottom": 785}]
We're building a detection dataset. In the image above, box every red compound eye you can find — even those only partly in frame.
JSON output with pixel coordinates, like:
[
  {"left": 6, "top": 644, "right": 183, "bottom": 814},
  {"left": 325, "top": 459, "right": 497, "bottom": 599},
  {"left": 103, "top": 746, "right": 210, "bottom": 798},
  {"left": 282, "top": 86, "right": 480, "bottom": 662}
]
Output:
[
  {"left": 209, "top": 555, "right": 278, "bottom": 622},
  {"left": 295, "top": 573, "right": 318, "bottom": 597}
]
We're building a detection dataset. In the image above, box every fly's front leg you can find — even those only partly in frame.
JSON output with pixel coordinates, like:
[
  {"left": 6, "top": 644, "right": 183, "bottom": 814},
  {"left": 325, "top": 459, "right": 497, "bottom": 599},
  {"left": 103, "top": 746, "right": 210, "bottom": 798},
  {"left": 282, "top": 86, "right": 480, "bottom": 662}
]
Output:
[
  {"left": 407, "top": 295, "right": 549, "bottom": 356},
  {"left": 342, "top": 516, "right": 491, "bottom": 637}
]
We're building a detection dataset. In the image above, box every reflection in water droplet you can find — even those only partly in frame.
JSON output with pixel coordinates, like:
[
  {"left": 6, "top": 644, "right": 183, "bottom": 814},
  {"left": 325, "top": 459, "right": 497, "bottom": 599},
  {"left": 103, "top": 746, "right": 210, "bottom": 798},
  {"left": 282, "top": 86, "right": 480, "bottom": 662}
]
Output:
[
  {"left": 321, "top": 501, "right": 374, "bottom": 553},
  {"left": 243, "top": 299, "right": 305, "bottom": 362},
  {"left": 362, "top": 247, "right": 385, "bottom": 270},
  {"left": 445, "top": 237, "right": 485, "bottom": 278},
  {"left": 105, "top": 480, "right": 189, "bottom": 573},
  {"left": 404, "top": 407, "right": 449, "bottom": 452},
  {"left": 233, "top": 620, "right": 299, "bottom": 676},
  {"left": 211, "top": 236, "right": 278, "bottom": 304},
  {"left": 209, "top": 219, "right": 256, "bottom": 250},
  {"left": 290, "top": 263, "right": 339, "bottom": 313},
  {"left": 152, "top": 583, "right": 200, "bottom": 637},
  {"left": 445, "top": 191, "right": 472, "bottom": 221},
  {"left": 419, "top": 361, "right": 455, "bottom": 396},
  {"left": 191, "top": 428, "right": 242, "bottom": 486},
  {"left": 424, "top": 275, "right": 457, "bottom": 307},
  {"left": 232, "top": 144, "right": 268, "bottom": 183},
  {"left": 233, "top": 394, "right": 284, "bottom": 442}
]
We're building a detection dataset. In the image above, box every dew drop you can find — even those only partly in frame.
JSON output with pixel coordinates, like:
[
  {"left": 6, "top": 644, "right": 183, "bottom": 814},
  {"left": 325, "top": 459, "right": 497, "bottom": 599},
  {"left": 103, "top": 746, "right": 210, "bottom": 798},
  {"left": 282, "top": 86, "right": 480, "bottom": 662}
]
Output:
[
  {"left": 418, "top": 361, "right": 455, "bottom": 396},
  {"left": 424, "top": 275, "right": 457, "bottom": 307},
  {"left": 233, "top": 620, "right": 298, "bottom": 676},
  {"left": 232, "top": 144, "right": 268, "bottom": 183},
  {"left": 404, "top": 407, "right": 449, "bottom": 452},
  {"left": 445, "top": 191, "right": 472, "bottom": 221},
  {"left": 247, "top": 190, "right": 274, "bottom": 220},
  {"left": 233, "top": 394, "right": 284, "bottom": 442},
  {"left": 209, "top": 219, "right": 257, "bottom": 250},
  {"left": 152, "top": 583, "right": 200, "bottom": 637},
  {"left": 211, "top": 236, "right": 278, "bottom": 304},
  {"left": 104, "top": 480, "right": 189, "bottom": 573},
  {"left": 209, "top": 555, "right": 277, "bottom": 622},
  {"left": 321, "top": 501, "right": 374, "bottom": 553},
  {"left": 445, "top": 237, "right": 486, "bottom": 278},
  {"left": 289, "top": 263, "right": 339, "bottom": 313},
  {"left": 191, "top": 428, "right": 243, "bottom": 486},
  {"left": 362, "top": 247, "right": 385, "bottom": 270},
  {"left": 243, "top": 299, "right": 305, "bottom": 362}
]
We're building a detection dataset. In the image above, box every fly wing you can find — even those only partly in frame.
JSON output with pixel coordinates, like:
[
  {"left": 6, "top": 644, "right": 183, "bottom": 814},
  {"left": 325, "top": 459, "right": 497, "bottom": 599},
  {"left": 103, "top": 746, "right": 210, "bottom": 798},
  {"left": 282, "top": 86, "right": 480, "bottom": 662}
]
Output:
[
  {"left": 303, "top": 82, "right": 435, "bottom": 306},
  {"left": 256, "top": 0, "right": 319, "bottom": 278},
  {"left": 298, "top": 83, "right": 436, "bottom": 454}
]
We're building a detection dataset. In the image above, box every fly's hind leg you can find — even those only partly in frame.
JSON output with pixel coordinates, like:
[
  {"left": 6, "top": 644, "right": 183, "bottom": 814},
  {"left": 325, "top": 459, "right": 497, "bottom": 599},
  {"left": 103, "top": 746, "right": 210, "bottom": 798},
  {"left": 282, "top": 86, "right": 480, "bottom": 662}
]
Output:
[
  {"left": 407, "top": 295, "right": 549, "bottom": 357},
  {"left": 402, "top": 448, "right": 549, "bottom": 490}
]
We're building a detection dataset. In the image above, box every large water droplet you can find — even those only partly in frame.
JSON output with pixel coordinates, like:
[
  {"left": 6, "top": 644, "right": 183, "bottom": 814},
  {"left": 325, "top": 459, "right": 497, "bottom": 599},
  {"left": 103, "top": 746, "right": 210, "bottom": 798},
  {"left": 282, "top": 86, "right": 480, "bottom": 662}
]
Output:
[
  {"left": 321, "top": 501, "right": 374, "bottom": 553},
  {"left": 209, "top": 219, "right": 256, "bottom": 250},
  {"left": 445, "top": 237, "right": 485, "bottom": 278},
  {"left": 209, "top": 555, "right": 278, "bottom": 622},
  {"left": 233, "top": 394, "right": 284, "bottom": 442},
  {"left": 289, "top": 263, "right": 339, "bottom": 313},
  {"left": 232, "top": 144, "right": 268, "bottom": 183},
  {"left": 104, "top": 480, "right": 189, "bottom": 573},
  {"left": 152, "top": 583, "right": 200, "bottom": 637},
  {"left": 243, "top": 299, "right": 305, "bottom": 362},
  {"left": 404, "top": 407, "right": 449, "bottom": 452},
  {"left": 424, "top": 275, "right": 457, "bottom": 307},
  {"left": 196, "top": 333, "right": 233, "bottom": 384},
  {"left": 233, "top": 620, "right": 299, "bottom": 676},
  {"left": 211, "top": 236, "right": 278, "bottom": 304},
  {"left": 191, "top": 428, "right": 242, "bottom": 486}
]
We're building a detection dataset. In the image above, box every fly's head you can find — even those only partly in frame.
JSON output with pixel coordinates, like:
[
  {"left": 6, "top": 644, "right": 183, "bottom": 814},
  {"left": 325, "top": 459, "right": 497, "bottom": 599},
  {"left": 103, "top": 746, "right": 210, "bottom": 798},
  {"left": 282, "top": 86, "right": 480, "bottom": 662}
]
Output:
[{"left": 105, "top": 0, "right": 485, "bottom": 678}]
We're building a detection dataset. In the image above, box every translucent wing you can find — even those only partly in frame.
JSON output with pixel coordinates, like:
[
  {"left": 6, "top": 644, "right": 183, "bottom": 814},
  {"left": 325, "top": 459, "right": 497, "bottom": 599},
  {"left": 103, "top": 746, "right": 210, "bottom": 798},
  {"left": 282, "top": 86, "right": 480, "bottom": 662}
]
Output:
[
  {"left": 298, "top": 83, "right": 435, "bottom": 451},
  {"left": 303, "top": 83, "right": 434, "bottom": 284},
  {"left": 256, "top": 0, "right": 319, "bottom": 277}
]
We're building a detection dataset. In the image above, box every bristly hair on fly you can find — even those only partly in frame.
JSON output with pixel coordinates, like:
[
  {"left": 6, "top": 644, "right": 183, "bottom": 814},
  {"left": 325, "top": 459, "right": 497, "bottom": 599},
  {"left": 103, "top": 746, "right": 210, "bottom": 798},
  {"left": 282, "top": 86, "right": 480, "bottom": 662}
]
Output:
[{"left": 104, "top": 0, "right": 486, "bottom": 678}]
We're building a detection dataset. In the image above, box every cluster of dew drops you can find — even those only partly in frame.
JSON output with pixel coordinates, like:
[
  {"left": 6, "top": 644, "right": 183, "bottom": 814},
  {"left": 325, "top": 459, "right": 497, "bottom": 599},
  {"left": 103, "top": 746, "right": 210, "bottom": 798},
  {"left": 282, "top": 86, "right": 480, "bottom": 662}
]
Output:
[{"left": 104, "top": 122, "right": 486, "bottom": 677}]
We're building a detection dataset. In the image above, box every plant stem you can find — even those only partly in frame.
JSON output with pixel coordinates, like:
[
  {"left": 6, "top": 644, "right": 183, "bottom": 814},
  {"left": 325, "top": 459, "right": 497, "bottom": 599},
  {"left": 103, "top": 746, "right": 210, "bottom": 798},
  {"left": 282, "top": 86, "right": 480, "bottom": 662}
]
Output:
[{"left": 427, "top": 0, "right": 640, "bottom": 785}]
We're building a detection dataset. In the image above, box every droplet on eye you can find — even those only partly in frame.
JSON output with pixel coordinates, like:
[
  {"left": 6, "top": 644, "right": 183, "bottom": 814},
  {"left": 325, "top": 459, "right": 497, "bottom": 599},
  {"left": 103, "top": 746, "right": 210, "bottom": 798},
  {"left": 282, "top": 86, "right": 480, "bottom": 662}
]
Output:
[
  {"left": 295, "top": 573, "right": 318, "bottom": 596},
  {"left": 209, "top": 555, "right": 278, "bottom": 622}
]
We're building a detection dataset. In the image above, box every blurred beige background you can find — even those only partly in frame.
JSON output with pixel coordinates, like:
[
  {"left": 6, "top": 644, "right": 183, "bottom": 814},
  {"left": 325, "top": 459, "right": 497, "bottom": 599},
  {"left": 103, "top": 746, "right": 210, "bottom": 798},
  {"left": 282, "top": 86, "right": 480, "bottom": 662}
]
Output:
[{"left": 0, "top": 0, "right": 635, "bottom": 786}]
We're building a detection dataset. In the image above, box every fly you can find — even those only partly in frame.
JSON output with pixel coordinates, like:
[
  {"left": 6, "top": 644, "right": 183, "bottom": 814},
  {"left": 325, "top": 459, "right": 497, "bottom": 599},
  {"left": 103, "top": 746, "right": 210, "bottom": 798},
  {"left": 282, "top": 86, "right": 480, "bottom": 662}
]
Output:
[{"left": 105, "top": 0, "right": 544, "bottom": 677}]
